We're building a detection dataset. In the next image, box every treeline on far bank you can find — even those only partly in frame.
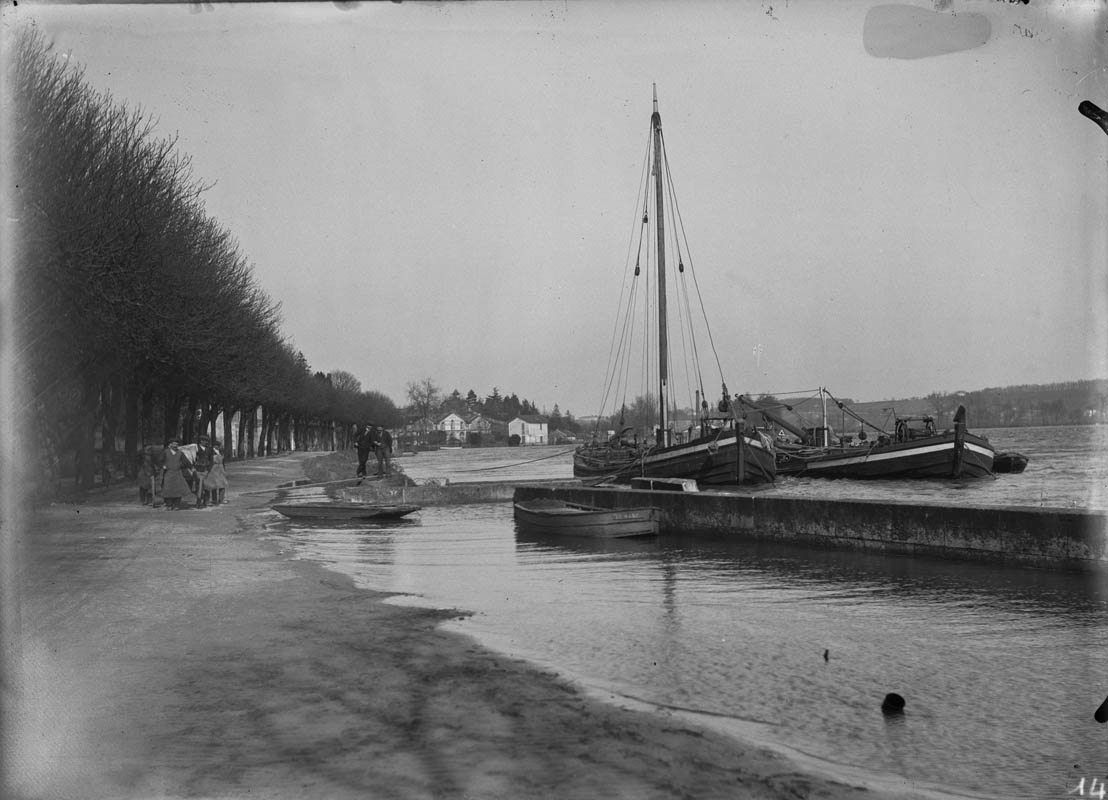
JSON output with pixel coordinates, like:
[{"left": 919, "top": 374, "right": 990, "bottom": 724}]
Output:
[
  {"left": 924, "top": 380, "right": 1108, "bottom": 428},
  {"left": 803, "top": 380, "right": 1108, "bottom": 431},
  {"left": 8, "top": 29, "right": 397, "bottom": 495}
]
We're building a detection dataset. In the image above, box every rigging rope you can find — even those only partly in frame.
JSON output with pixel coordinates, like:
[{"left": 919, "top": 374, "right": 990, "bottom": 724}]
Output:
[
  {"left": 822, "top": 389, "right": 888, "bottom": 433},
  {"left": 450, "top": 447, "right": 578, "bottom": 473},
  {"left": 662, "top": 133, "right": 727, "bottom": 395},
  {"left": 594, "top": 131, "right": 656, "bottom": 430},
  {"left": 598, "top": 130, "right": 655, "bottom": 429}
]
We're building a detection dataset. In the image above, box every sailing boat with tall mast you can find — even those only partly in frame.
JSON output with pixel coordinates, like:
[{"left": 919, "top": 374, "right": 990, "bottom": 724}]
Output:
[{"left": 573, "top": 87, "right": 776, "bottom": 486}]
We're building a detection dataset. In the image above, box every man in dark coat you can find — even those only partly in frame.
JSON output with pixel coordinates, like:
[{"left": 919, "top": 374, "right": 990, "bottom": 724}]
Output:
[
  {"left": 193, "top": 434, "right": 213, "bottom": 507},
  {"left": 355, "top": 423, "right": 376, "bottom": 478}
]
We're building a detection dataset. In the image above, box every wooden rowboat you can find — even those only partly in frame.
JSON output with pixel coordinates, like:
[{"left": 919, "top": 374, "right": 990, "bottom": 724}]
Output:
[
  {"left": 513, "top": 499, "right": 660, "bottom": 538},
  {"left": 271, "top": 502, "right": 421, "bottom": 521},
  {"left": 992, "top": 452, "right": 1029, "bottom": 474}
]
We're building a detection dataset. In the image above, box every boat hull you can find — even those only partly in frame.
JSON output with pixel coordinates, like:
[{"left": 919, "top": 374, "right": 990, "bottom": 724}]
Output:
[
  {"left": 639, "top": 430, "right": 776, "bottom": 485},
  {"left": 572, "top": 445, "right": 643, "bottom": 479},
  {"left": 513, "top": 500, "right": 660, "bottom": 538},
  {"left": 573, "top": 430, "right": 776, "bottom": 485},
  {"left": 271, "top": 502, "right": 422, "bottom": 520},
  {"left": 778, "top": 433, "right": 994, "bottom": 479}
]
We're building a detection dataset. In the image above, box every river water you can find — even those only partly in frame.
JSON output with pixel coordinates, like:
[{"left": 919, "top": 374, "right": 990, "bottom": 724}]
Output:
[{"left": 265, "top": 425, "right": 1108, "bottom": 799}]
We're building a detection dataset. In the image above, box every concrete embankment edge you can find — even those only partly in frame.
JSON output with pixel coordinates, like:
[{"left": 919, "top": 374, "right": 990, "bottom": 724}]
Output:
[{"left": 513, "top": 485, "right": 1108, "bottom": 570}]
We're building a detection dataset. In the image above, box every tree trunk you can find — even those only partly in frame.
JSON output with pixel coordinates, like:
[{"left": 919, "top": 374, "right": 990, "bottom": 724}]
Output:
[
  {"left": 246, "top": 405, "right": 256, "bottom": 458},
  {"left": 141, "top": 384, "right": 156, "bottom": 445},
  {"left": 77, "top": 373, "right": 98, "bottom": 489},
  {"left": 100, "top": 378, "right": 117, "bottom": 486},
  {"left": 184, "top": 396, "right": 198, "bottom": 443},
  {"left": 237, "top": 407, "right": 249, "bottom": 459},
  {"left": 164, "top": 393, "right": 182, "bottom": 443},
  {"left": 258, "top": 407, "right": 269, "bottom": 456},
  {"left": 124, "top": 379, "right": 139, "bottom": 478},
  {"left": 196, "top": 398, "right": 209, "bottom": 441},
  {"left": 201, "top": 400, "right": 218, "bottom": 443},
  {"left": 223, "top": 407, "right": 234, "bottom": 460}
]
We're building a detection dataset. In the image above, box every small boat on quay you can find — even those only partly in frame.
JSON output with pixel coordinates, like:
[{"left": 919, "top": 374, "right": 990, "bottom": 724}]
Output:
[
  {"left": 572, "top": 86, "right": 775, "bottom": 486},
  {"left": 513, "top": 499, "right": 660, "bottom": 538},
  {"left": 271, "top": 501, "right": 422, "bottom": 521},
  {"left": 742, "top": 392, "right": 995, "bottom": 479}
]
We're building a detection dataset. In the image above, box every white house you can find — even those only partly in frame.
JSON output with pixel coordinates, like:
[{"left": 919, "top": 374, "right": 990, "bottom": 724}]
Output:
[
  {"left": 437, "top": 412, "right": 467, "bottom": 443},
  {"left": 508, "top": 415, "right": 548, "bottom": 445}
]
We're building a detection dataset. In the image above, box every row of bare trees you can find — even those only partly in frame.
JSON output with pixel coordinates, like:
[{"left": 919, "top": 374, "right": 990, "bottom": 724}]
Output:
[{"left": 9, "top": 28, "right": 397, "bottom": 494}]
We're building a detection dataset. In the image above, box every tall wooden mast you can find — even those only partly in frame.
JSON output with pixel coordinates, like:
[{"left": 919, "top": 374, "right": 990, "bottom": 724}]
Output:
[{"left": 652, "top": 85, "right": 669, "bottom": 446}]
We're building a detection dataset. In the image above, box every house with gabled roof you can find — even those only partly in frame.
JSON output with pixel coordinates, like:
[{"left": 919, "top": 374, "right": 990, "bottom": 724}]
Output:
[
  {"left": 437, "top": 412, "right": 467, "bottom": 445},
  {"left": 508, "top": 415, "right": 548, "bottom": 445},
  {"left": 464, "top": 412, "right": 493, "bottom": 436}
]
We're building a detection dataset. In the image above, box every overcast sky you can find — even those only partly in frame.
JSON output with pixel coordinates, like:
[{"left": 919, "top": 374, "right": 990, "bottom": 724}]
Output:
[{"left": 7, "top": 0, "right": 1107, "bottom": 417}]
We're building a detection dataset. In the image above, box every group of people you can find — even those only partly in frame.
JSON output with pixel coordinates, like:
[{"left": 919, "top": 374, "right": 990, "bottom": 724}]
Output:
[
  {"left": 135, "top": 424, "right": 389, "bottom": 507},
  {"left": 354, "top": 423, "right": 393, "bottom": 478},
  {"left": 138, "top": 433, "right": 229, "bottom": 510}
]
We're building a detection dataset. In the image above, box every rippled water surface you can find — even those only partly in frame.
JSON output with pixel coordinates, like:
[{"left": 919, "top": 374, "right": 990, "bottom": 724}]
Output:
[{"left": 267, "top": 426, "right": 1108, "bottom": 799}]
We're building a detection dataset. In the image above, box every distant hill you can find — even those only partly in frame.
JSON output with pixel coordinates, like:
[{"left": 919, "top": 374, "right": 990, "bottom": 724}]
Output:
[
  {"left": 855, "top": 380, "right": 1108, "bottom": 429},
  {"left": 756, "top": 380, "right": 1108, "bottom": 432}
]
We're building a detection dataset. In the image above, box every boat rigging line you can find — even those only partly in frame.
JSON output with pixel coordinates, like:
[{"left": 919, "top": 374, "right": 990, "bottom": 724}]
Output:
[
  {"left": 594, "top": 132, "right": 655, "bottom": 430},
  {"left": 821, "top": 388, "right": 888, "bottom": 434},
  {"left": 448, "top": 446, "right": 579, "bottom": 473}
]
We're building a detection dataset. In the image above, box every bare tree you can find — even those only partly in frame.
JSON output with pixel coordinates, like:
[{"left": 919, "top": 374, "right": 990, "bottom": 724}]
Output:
[
  {"left": 329, "top": 370, "right": 362, "bottom": 395},
  {"left": 406, "top": 378, "right": 442, "bottom": 427}
]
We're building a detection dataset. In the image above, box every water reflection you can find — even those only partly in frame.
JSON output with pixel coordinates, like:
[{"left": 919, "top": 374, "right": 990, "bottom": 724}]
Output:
[
  {"left": 649, "top": 532, "right": 1108, "bottom": 619},
  {"left": 514, "top": 527, "right": 663, "bottom": 557},
  {"left": 515, "top": 522, "right": 1106, "bottom": 622}
]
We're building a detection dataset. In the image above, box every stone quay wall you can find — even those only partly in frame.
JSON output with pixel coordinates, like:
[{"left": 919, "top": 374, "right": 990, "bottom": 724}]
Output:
[{"left": 513, "top": 485, "right": 1108, "bottom": 571}]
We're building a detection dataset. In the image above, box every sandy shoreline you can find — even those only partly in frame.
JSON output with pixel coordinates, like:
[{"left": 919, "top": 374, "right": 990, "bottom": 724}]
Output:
[{"left": 5, "top": 452, "right": 887, "bottom": 799}]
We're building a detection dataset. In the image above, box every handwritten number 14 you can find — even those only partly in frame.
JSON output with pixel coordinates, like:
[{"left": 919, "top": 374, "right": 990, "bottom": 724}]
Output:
[{"left": 1071, "top": 778, "right": 1107, "bottom": 798}]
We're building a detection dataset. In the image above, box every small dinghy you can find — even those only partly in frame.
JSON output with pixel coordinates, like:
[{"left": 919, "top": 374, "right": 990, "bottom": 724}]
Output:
[
  {"left": 513, "top": 499, "right": 660, "bottom": 539},
  {"left": 992, "top": 452, "right": 1029, "bottom": 474},
  {"left": 271, "top": 502, "right": 421, "bottom": 521}
]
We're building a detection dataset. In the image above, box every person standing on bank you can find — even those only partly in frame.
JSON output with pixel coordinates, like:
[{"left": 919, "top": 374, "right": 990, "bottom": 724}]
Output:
[
  {"left": 355, "top": 423, "right": 376, "bottom": 478},
  {"left": 193, "top": 433, "right": 213, "bottom": 508},
  {"left": 205, "top": 440, "right": 229, "bottom": 505},
  {"left": 161, "top": 439, "right": 195, "bottom": 510},
  {"left": 137, "top": 443, "right": 162, "bottom": 505},
  {"left": 374, "top": 426, "right": 393, "bottom": 477}
]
